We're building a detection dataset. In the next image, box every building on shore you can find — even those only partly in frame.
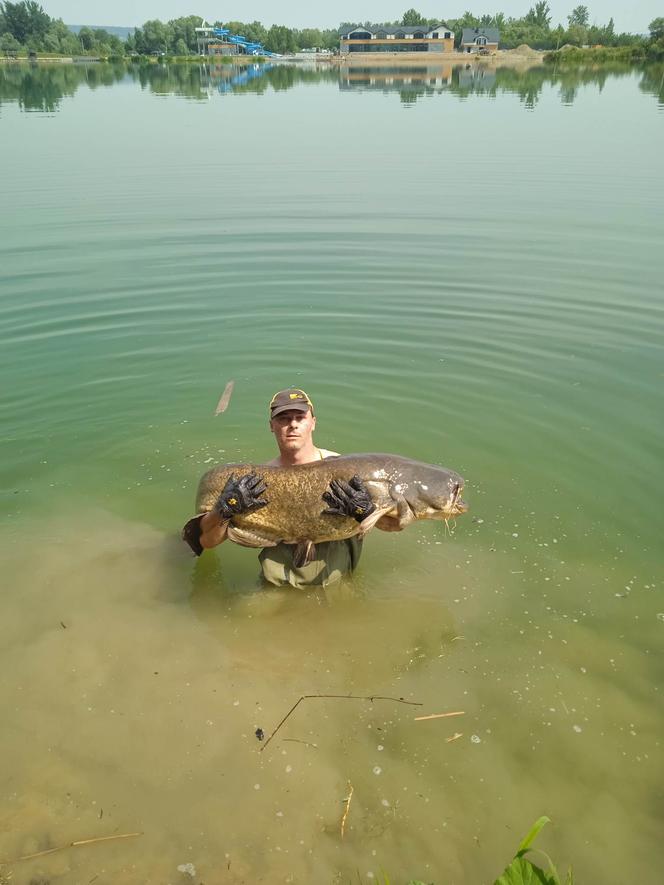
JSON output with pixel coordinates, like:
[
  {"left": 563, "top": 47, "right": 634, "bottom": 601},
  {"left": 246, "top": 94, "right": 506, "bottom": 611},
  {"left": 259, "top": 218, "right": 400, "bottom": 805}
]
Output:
[
  {"left": 339, "top": 24, "right": 454, "bottom": 54},
  {"left": 460, "top": 28, "right": 500, "bottom": 53}
]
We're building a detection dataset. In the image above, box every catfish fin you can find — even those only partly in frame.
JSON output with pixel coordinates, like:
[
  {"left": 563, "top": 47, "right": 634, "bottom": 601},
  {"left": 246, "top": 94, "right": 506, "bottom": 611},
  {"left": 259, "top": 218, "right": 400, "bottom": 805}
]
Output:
[
  {"left": 393, "top": 494, "right": 416, "bottom": 528},
  {"left": 293, "top": 540, "right": 317, "bottom": 568},
  {"left": 358, "top": 506, "right": 393, "bottom": 536},
  {"left": 227, "top": 524, "right": 278, "bottom": 549}
]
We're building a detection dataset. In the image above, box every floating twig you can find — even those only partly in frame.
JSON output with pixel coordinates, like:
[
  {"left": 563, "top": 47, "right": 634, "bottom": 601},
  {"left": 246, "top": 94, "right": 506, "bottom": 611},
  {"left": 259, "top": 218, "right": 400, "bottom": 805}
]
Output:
[
  {"left": 414, "top": 711, "right": 465, "bottom": 722},
  {"left": 282, "top": 738, "right": 319, "bottom": 749},
  {"left": 214, "top": 380, "right": 235, "bottom": 415},
  {"left": 0, "top": 832, "right": 142, "bottom": 865},
  {"left": 260, "top": 694, "right": 422, "bottom": 751},
  {"left": 446, "top": 732, "right": 463, "bottom": 743},
  {"left": 341, "top": 783, "right": 354, "bottom": 840}
]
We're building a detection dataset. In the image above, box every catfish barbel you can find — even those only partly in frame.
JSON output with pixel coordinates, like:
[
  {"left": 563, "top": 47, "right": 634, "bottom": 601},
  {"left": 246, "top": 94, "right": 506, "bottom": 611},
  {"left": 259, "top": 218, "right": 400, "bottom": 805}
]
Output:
[{"left": 182, "top": 454, "right": 468, "bottom": 566}]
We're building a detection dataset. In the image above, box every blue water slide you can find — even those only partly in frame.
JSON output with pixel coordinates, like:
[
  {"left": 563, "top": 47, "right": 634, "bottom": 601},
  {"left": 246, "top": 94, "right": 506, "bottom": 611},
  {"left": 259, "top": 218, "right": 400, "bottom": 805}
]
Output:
[{"left": 210, "top": 23, "right": 276, "bottom": 57}]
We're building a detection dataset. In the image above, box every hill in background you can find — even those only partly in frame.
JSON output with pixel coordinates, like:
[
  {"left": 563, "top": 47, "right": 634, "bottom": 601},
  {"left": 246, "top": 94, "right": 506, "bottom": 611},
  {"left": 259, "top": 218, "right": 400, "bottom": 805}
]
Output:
[{"left": 67, "top": 25, "right": 134, "bottom": 40}]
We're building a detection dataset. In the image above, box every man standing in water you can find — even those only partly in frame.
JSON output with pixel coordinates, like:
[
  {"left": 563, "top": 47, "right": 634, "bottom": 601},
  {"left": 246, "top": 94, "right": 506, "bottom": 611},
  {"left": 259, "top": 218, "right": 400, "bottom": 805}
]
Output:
[{"left": 189, "top": 388, "right": 399, "bottom": 587}]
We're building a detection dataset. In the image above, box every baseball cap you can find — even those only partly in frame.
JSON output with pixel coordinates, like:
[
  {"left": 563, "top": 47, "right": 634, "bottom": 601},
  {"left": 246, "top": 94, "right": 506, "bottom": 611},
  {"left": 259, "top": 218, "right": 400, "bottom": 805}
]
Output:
[{"left": 269, "top": 388, "right": 314, "bottom": 418}]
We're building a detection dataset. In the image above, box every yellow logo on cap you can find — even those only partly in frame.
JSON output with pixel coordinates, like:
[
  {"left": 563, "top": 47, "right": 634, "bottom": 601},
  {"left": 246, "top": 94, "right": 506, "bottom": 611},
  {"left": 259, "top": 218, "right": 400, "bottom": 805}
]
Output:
[{"left": 289, "top": 393, "right": 302, "bottom": 399}]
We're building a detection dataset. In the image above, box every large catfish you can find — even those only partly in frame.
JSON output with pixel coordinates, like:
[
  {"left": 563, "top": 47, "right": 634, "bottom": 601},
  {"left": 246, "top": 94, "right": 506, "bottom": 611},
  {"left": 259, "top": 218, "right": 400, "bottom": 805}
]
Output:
[{"left": 182, "top": 454, "right": 467, "bottom": 566}]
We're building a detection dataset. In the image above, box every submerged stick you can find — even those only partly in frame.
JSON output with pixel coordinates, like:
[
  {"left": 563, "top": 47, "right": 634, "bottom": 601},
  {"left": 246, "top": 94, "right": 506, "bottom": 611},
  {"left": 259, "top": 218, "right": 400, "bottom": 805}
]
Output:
[
  {"left": 414, "top": 711, "right": 465, "bottom": 721},
  {"left": 282, "top": 738, "right": 319, "bottom": 749},
  {"left": 260, "top": 693, "right": 422, "bottom": 752},
  {"left": 1, "top": 831, "right": 142, "bottom": 865},
  {"left": 214, "top": 379, "right": 235, "bottom": 415},
  {"left": 340, "top": 783, "right": 354, "bottom": 840}
]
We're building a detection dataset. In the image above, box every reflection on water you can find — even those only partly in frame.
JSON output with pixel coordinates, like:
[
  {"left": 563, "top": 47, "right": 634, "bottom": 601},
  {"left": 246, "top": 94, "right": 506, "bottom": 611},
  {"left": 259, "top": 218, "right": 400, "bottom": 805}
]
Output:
[{"left": 2, "top": 60, "right": 663, "bottom": 111}]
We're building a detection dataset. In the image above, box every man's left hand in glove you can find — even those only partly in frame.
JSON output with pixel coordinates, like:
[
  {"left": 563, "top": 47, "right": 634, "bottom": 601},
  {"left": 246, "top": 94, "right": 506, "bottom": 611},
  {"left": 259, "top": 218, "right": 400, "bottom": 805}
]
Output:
[{"left": 322, "top": 475, "right": 376, "bottom": 522}]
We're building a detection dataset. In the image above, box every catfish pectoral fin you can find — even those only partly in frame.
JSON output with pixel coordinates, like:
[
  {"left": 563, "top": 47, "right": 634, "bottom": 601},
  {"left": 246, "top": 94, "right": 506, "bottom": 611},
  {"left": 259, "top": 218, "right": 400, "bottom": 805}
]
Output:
[
  {"left": 393, "top": 494, "right": 416, "bottom": 528},
  {"left": 293, "top": 540, "right": 316, "bottom": 568},
  {"left": 227, "top": 524, "right": 278, "bottom": 549},
  {"left": 357, "top": 506, "right": 394, "bottom": 537}
]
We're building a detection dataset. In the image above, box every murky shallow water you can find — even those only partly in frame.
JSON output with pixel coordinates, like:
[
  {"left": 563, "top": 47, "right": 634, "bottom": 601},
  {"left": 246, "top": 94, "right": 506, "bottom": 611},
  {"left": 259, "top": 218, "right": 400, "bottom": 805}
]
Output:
[{"left": 1, "top": 62, "right": 663, "bottom": 883}]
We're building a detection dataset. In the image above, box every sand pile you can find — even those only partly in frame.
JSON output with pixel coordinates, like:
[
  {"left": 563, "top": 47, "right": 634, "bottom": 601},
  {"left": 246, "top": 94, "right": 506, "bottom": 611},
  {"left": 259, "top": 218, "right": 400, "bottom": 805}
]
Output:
[{"left": 508, "top": 43, "right": 541, "bottom": 57}]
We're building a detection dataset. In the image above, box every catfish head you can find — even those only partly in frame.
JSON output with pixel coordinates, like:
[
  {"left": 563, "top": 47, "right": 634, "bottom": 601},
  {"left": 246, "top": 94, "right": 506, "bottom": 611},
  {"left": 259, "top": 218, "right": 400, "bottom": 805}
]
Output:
[{"left": 390, "top": 460, "right": 468, "bottom": 522}]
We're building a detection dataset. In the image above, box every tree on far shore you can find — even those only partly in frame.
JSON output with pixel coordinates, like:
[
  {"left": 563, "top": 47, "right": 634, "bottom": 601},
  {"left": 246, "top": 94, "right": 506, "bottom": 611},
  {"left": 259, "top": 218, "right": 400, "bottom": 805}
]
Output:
[
  {"left": 567, "top": 5, "right": 590, "bottom": 28},
  {"left": 1, "top": 29, "right": 21, "bottom": 51},
  {"left": 525, "top": 2, "right": 552, "bottom": 29},
  {"left": 649, "top": 17, "right": 664, "bottom": 40},
  {"left": 401, "top": 9, "right": 427, "bottom": 27},
  {"left": 0, "top": 0, "right": 49, "bottom": 44}
]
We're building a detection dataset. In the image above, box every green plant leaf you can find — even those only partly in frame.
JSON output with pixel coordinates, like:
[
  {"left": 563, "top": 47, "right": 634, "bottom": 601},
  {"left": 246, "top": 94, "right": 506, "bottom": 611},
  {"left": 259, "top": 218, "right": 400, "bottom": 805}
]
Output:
[
  {"left": 494, "top": 856, "right": 557, "bottom": 885},
  {"left": 517, "top": 816, "right": 552, "bottom": 857}
]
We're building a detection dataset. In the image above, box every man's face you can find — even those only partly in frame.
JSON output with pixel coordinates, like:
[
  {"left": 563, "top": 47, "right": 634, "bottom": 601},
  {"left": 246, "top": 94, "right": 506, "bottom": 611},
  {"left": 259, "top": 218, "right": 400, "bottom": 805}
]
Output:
[{"left": 270, "top": 408, "right": 316, "bottom": 453}]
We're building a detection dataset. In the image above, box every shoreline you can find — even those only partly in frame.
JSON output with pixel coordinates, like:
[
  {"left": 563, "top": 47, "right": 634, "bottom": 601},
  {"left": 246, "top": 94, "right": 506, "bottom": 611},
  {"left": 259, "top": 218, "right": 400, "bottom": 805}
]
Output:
[
  {"left": 1, "top": 49, "right": 546, "bottom": 68},
  {"left": 333, "top": 50, "right": 545, "bottom": 68}
]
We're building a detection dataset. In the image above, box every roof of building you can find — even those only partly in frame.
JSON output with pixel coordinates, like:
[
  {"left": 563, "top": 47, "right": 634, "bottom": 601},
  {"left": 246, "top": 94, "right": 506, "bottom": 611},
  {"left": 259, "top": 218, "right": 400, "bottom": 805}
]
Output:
[
  {"left": 339, "top": 24, "right": 453, "bottom": 37},
  {"left": 461, "top": 27, "right": 500, "bottom": 43}
]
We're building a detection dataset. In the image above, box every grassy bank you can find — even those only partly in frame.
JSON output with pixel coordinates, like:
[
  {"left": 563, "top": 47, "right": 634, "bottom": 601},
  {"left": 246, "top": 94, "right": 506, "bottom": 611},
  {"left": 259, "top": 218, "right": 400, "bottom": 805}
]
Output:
[
  {"left": 0, "top": 53, "right": 269, "bottom": 66},
  {"left": 545, "top": 43, "right": 664, "bottom": 64}
]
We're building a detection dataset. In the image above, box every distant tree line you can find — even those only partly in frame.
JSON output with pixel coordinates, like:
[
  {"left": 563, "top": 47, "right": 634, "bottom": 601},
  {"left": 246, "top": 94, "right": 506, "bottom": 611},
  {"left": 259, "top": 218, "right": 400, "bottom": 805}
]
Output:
[
  {"left": 0, "top": 1, "right": 125, "bottom": 55},
  {"left": 2, "top": 2, "right": 663, "bottom": 59}
]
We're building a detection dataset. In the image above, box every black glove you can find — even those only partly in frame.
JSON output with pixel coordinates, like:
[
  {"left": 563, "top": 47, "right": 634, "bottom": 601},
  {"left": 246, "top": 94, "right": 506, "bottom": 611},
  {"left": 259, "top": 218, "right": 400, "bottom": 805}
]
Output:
[
  {"left": 322, "top": 475, "right": 375, "bottom": 522},
  {"left": 216, "top": 472, "right": 268, "bottom": 520}
]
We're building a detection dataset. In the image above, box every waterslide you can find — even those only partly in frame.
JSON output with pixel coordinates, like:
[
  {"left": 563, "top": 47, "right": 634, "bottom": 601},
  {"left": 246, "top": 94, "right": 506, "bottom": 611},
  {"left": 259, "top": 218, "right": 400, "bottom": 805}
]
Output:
[{"left": 211, "top": 26, "right": 277, "bottom": 57}]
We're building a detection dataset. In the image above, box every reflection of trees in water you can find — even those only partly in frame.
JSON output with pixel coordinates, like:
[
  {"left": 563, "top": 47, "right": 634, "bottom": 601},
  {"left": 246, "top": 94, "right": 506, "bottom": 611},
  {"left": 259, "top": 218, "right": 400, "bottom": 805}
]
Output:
[
  {"left": 0, "top": 62, "right": 127, "bottom": 112},
  {"left": 131, "top": 62, "right": 206, "bottom": 98},
  {"left": 208, "top": 64, "right": 338, "bottom": 95},
  {"left": 453, "top": 62, "right": 646, "bottom": 109},
  {"left": 2, "top": 61, "right": 663, "bottom": 111},
  {"left": 638, "top": 64, "right": 664, "bottom": 105}
]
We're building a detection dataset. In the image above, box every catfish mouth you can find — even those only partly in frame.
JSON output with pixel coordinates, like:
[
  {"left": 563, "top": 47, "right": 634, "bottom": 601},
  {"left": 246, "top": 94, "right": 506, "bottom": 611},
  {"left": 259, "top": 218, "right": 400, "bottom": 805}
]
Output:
[{"left": 444, "top": 481, "right": 468, "bottom": 517}]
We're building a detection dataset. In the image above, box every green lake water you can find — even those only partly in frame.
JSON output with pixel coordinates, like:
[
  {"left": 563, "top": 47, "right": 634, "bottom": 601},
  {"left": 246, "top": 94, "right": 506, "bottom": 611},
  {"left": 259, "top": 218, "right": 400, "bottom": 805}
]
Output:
[{"left": 0, "top": 61, "right": 663, "bottom": 883}]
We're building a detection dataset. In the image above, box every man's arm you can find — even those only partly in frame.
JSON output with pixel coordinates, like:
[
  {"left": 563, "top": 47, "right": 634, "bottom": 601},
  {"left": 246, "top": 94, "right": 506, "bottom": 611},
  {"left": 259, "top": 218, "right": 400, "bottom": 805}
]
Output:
[
  {"left": 182, "top": 511, "right": 227, "bottom": 556},
  {"left": 200, "top": 511, "right": 228, "bottom": 549}
]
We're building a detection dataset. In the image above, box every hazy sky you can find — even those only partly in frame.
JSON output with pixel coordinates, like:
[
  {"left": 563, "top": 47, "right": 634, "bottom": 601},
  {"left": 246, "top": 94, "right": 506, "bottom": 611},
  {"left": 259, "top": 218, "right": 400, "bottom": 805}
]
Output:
[{"left": 41, "top": 1, "right": 658, "bottom": 34}]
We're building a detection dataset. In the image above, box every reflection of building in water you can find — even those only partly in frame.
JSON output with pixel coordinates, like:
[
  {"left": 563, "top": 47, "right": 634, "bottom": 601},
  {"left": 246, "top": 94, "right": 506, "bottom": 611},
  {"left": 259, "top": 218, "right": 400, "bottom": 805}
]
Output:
[
  {"left": 199, "top": 62, "right": 272, "bottom": 95},
  {"left": 340, "top": 24, "right": 454, "bottom": 54},
  {"left": 457, "top": 67, "right": 496, "bottom": 89},
  {"left": 339, "top": 65, "right": 453, "bottom": 92}
]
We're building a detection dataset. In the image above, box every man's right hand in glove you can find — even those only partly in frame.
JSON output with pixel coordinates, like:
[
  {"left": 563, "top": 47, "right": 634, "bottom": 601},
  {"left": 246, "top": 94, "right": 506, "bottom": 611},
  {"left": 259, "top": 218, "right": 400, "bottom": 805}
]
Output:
[{"left": 215, "top": 473, "right": 268, "bottom": 519}]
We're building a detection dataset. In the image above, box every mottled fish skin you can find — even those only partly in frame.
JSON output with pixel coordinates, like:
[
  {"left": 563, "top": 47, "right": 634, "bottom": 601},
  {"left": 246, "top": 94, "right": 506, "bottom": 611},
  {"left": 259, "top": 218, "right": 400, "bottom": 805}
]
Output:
[{"left": 193, "top": 454, "right": 467, "bottom": 546}]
